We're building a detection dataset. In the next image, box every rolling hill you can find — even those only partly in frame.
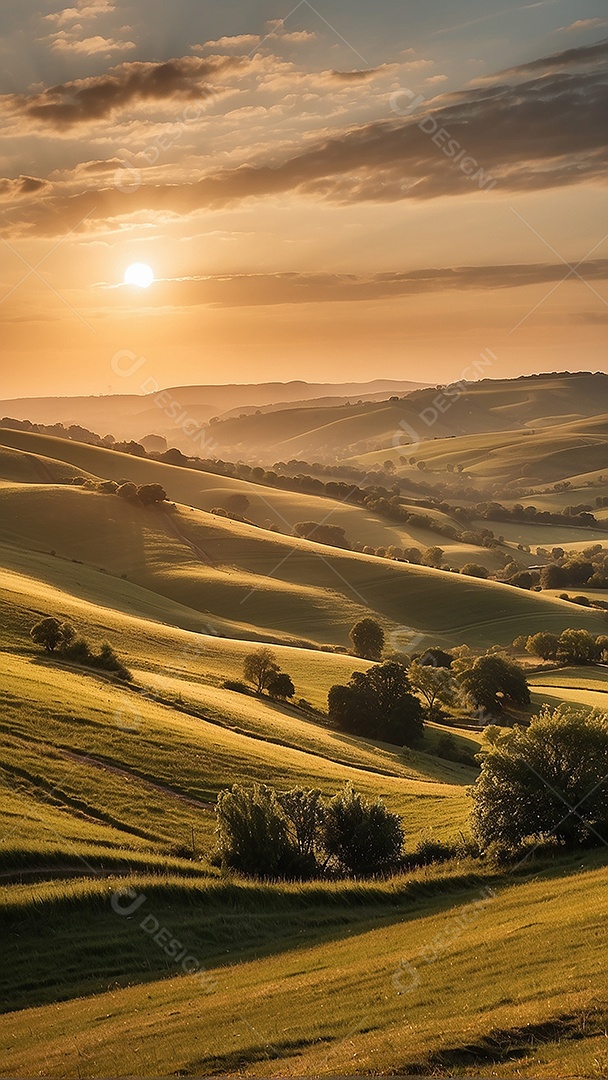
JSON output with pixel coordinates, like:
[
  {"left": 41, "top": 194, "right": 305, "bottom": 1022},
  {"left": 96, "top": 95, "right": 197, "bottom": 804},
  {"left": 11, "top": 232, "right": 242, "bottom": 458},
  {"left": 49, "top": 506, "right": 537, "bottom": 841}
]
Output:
[
  {"left": 3, "top": 380, "right": 608, "bottom": 1078},
  {"left": 1, "top": 434, "right": 605, "bottom": 650},
  {"left": 0, "top": 378, "right": 423, "bottom": 447}
]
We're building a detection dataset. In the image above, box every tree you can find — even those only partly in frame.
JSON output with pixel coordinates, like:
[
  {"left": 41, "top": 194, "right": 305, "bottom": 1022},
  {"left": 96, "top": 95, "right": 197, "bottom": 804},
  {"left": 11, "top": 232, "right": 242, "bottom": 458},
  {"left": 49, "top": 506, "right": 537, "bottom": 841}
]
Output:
[
  {"left": 525, "top": 632, "right": 559, "bottom": 661},
  {"left": 421, "top": 546, "right": 444, "bottom": 568},
  {"left": 540, "top": 563, "right": 568, "bottom": 589},
  {"left": 322, "top": 783, "right": 404, "bottom": 875},
  {"left": 460, "top": 563, "right": 490, "bottom": 578},
  {"left": 471, "top": 706, "right": 608, "bottom": 849},
  {"left": 30, "top": 618, "right": 74, "bottom": 653},
  {"left": 116, "top": 481, "right": 137, "bottom": 501},
  {"left": 349, "top": 618, "right": 384, "bottom": 660},
  {"left": 136, "top": 483, "right": 167, "bottom": 506},
  {"left": 328, "top": 662, "right": 424, "bottom": 746},
  {"left": 557, "top": 628, "right": 598, "bottom": 665},
  {"left": 458, "top": 654, "right": 530, "bottom": 714},
  {"left": 408, "top": 661, "right": 455, "bottom": 720},
  {"left": 243, "top": 647, "right": 279, "bottom": 693},
  {"left": 267, "top": 672, "right": 295, "bottom": 700}
]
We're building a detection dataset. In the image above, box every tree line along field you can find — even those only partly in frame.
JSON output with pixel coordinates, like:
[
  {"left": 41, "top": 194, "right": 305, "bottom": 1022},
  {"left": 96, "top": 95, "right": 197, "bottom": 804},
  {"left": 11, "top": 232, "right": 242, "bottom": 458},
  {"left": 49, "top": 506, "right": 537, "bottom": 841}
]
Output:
[{"left": 1, "top": 407, "right": 608, "bottom": 1078}]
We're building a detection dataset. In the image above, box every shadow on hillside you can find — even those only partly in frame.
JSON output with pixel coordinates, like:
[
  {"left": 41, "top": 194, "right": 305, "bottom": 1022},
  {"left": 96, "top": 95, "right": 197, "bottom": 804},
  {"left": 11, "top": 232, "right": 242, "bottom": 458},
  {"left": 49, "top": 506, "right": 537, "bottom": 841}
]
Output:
[{"left": 2, "top": 848, "right": 606, "bottom": 1016}]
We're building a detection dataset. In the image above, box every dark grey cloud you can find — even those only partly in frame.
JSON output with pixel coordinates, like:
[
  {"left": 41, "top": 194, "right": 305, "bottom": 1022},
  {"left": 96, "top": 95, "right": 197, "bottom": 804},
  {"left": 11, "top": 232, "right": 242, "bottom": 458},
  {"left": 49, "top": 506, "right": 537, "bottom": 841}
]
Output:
[
  {"left": 479, "top": 36, "right": 608, "bottom": 80},
  {"left": 2, "top": 54, "right": 244, "bottom": 129}
]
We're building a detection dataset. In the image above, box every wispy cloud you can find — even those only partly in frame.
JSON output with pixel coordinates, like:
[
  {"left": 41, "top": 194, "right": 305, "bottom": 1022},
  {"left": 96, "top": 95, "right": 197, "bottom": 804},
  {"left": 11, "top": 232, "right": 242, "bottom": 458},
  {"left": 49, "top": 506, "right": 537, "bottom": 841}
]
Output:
[
  {"left": 103, "top": 261, "right": 608, "bottom": 308},
  {"left": 557, "top": 18, "right": 608, "bottom": 33},
  {"left": 194, "top": 35, "right": 261, "bottom": 52},
  {"left": 44, "top": 31, "right": 136, "bottom": 56}
]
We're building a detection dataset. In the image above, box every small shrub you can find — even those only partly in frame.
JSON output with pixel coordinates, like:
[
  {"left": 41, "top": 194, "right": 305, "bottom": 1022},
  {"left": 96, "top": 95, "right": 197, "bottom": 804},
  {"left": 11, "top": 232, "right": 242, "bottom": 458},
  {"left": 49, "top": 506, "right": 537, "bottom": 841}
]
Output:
[
  {"left": 222, "top": 679, "right": 250, "bottom": 695},
  {"left": 30, "top": 618, "right": 74, "bottom": 653}
]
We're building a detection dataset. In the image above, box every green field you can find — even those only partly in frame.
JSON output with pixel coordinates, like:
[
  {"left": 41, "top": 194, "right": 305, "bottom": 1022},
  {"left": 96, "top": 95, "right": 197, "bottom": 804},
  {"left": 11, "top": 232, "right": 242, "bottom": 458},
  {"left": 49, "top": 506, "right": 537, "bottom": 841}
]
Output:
[{"left": 2, "top": 405, "right": 608, "bottom": 1078}]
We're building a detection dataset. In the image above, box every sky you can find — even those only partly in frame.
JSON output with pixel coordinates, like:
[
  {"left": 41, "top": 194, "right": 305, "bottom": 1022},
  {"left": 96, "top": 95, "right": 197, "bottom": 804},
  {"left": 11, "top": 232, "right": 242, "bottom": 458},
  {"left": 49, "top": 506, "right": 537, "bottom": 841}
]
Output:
[{"left": 0, "top": 0, "right": 607, "bottom": 397}]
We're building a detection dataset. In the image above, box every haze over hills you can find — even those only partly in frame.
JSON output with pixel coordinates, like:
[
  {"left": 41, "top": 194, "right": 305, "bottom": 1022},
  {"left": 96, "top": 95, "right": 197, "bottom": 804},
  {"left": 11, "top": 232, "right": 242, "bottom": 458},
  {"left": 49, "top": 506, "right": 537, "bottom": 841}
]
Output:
[
  {"left": 0, "top": 379, "right": 425, "bottom": 447},
  {"left": 196, "top": 372, "right": 608, "bottom": 460}
]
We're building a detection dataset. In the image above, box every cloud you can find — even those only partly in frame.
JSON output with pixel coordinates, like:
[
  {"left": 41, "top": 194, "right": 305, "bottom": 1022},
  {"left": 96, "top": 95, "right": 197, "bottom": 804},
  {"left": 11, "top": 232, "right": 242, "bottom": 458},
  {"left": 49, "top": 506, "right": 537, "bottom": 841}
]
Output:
[
  {"left": 0, "top": 175, "right": 50, "bottom": 200},
  {"left": 3, "top": 38, "right": 607, "bottom": 234},
  {"left": 401, "top": 59, "right": 434, "bottom": 70},
  {"left": 329, "top": 68, "right": 384, "bottom": 82},
  {"left": 2, "top": 55, "right": 245, "bottom": 129},
  {"left": 471, "top": 37, "right": 608, "bottom": 83},
  {"left": 262, "top": 19, "right": 317, "bottom": 44},
  {"left": 426, "top": 74, "right": 448, "bottom": 84},
  {"left": 44, "top": 0, "right": 116, "bottom": 24},
  {"left": 44, "top": 31, "right": 136, "bottom": 55},
  {"left": 105, "top": 261, "right": 608, "bottom": 307},
  {"left": 558, "top": 18, "right": 608, "bottom": 33},
  {"left": 194, "top": 35, "right": 261, "bottom": 52}
]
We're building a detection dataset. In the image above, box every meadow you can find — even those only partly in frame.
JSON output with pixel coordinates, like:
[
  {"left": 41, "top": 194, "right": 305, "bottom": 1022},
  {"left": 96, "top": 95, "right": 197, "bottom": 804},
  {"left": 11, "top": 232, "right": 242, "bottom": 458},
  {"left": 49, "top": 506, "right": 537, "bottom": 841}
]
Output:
[{"left": 2, "top": 379, "right": 608, "bottom": 1079}]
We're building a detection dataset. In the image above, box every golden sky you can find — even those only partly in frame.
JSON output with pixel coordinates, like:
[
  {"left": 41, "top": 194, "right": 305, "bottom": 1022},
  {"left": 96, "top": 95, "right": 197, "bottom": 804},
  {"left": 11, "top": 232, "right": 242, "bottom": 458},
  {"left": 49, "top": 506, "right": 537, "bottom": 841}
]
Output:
[{"left": 0, "top": 0, "right": 607, "bottom": 396}]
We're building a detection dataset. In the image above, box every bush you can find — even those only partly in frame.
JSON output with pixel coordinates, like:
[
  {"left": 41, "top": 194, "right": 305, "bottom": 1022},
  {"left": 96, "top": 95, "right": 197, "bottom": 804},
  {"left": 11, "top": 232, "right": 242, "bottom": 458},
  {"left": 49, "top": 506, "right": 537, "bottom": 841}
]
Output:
[
  {"left": 557, "top": 628, "right": 599, "bottom": 664},
  {"left": 525, "top": 632, "right": 559, "bottom": 661},
  {"left": 460, "top": 563, "right": 490, "bottom": 578},
  {"left": 92, "top": 643, "right": 132, "bottom": 681},
  {"left": 215, "top": 784, "right": 298, "bottom": 878},
  {"left": 136, "top": 483, "right": 167, "bottom": 506},
  {"left": 409, "top": 838, "right": 459, "bottom": 866},
  {"left": 322, "top": 783, "right": 404, "bottom": 876},
  {"left": 30, "top": 618, "right": 74, "bottom": 653},
  {"left": 267, "top": 672, "right": 295, "bottom": 700},
  {"left": 471, "top": 705, "right": 608, "bottom": 849},
  {"left": 222, "top": 679, "right": 251, "bottom": 694},
  {"left": 215, "top": 782, "right": 407, "bottom": 879},
  {"left": 31, "top": 618, "right": 132, "bottom": 681}
]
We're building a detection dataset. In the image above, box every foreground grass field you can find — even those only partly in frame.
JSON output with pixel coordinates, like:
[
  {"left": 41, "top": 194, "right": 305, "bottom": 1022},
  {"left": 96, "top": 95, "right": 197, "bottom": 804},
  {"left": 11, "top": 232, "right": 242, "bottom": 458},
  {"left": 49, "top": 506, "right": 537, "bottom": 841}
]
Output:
[{"left": 1, "top": 851, "right": 606, "bottom": 1077}]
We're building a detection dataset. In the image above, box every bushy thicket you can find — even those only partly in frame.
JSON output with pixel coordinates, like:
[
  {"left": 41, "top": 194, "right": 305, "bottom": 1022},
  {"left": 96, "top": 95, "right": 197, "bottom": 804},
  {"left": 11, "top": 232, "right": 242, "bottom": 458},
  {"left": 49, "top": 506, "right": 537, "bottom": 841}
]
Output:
[
  {"left": 215, "top": 782, "right": 404, "bottom": 879},
  {"left": 471, "top": 706, "right": 608, "bottom": 850},
  {"left": 524, "top": 628, "right": 608, "bottom": 665},
  {"left": 29, "top": 618, "right": 132, "bottom": 680}
]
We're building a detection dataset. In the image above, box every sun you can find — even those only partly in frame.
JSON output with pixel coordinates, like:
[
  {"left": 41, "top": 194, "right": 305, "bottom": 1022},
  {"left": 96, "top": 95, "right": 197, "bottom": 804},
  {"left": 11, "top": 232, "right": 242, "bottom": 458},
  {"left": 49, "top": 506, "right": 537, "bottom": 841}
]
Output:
[{"left": 124, "top": 262, "right": 154, "bottom": 288}]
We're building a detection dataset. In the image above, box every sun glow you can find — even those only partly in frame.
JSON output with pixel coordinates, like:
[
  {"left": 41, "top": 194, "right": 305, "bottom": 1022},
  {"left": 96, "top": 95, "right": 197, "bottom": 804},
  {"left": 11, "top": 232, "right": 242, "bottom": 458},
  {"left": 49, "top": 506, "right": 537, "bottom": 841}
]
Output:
[{"left": 124, "top": 262, "right": 154, "bottom": 288}]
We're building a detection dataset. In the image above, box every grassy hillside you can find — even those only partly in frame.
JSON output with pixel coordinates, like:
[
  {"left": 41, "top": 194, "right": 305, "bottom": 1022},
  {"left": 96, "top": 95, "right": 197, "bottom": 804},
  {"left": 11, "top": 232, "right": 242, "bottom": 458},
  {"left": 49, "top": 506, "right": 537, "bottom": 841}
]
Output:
[
  {"left": 175, "top": 371, "right": 608, "bottom": 460},
  {"left": 3, "top": 392, "right": 608, "bottom": 1079},
  {"left": 0, "top": 379, "right": 421, "bottom": 445},
  {"left": 354, "top": 412, "right": 608, "bottom": 492},
  {"left": 1, "top": 852, "right": 606, "bottom": 1076},
  {"left": 0, "top": 429, "right": 505, "bottom": 567},
  {"left": 1, "top": 437, "right": 606, "bottom": 651}
]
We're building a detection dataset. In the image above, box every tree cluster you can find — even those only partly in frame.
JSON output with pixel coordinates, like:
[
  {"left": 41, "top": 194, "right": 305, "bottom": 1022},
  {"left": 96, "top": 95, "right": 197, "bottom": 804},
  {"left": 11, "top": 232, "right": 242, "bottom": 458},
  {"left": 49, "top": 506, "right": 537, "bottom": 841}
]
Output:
[
  {"left": 243, "top": 647, "right": 295, "bottom": 700},
  {"left": 525, "top": 628, "right": 608, "bottom": 665},
  {"left": 215, "top": 781, "right": 404, "bottom": 879},
  {"left": 29, "top": 619, "right": 132, "bottom": 680}
]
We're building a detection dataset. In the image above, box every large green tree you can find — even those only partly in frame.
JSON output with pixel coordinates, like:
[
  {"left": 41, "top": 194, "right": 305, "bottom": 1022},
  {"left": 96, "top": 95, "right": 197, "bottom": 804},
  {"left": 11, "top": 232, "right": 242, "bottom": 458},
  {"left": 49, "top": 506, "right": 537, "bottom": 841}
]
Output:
[
  {"left": 471, "top": 706, "right": 608, "bottom": 848},
  {"left": 458, "top": 654, "right": 530, "bottom": 714},
  {"left": 328, "top": 661, "right": 423, "bottom": 746}
]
